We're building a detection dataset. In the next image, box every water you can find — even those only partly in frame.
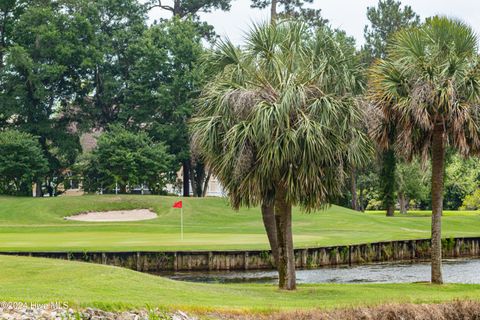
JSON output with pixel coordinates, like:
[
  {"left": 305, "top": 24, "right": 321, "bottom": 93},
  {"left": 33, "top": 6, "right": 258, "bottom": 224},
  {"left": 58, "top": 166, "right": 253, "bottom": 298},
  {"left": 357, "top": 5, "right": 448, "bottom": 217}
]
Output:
[{"left": 159, "top": 259, "right": 480, "bottom": 284}]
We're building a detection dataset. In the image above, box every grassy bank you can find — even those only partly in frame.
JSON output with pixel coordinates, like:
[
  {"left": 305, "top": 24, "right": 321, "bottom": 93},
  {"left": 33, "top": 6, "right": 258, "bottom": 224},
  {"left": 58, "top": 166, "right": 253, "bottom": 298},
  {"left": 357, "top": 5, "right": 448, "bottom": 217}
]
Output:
[
  {"left": 0, "top": 195, "right": 480, "bottom": 251},
  {"left": 1, "top": 255, "right": 480, "bottom": 313}
]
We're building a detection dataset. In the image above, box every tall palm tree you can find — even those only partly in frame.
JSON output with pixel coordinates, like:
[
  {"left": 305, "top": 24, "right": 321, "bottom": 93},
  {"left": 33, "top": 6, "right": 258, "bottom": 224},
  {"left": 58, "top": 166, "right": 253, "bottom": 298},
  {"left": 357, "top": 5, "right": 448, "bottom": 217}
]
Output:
[
  {"left": 369, "top": 16, "right": 480, "bottom": 284},
  {"left": 191, "top": 21, "right": 370, "bottom": 290}
]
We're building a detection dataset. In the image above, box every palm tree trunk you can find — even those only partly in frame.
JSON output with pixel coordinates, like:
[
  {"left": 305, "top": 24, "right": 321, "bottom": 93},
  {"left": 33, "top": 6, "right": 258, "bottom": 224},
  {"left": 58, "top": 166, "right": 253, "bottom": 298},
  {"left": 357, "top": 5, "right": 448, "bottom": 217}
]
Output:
[
  {"left": 201, "top": 168, "right": 212, "bottom": 197},
  {"left": 261, "top": 202, "right": 279, "bottom": 267},
  {"left": 274, "top": 185, "right": 296, "bottom": 290},
  {"left": 431, "top": 124, "right": 445, "bottom": 284}
]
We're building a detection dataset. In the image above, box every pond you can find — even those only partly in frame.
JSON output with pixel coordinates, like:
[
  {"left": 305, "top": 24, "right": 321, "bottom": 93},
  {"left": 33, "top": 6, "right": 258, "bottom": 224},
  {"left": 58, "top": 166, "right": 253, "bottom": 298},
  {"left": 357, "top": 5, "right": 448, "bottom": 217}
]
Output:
[{"left": 159, "top": 259, "right": 480, "bottom": 284}]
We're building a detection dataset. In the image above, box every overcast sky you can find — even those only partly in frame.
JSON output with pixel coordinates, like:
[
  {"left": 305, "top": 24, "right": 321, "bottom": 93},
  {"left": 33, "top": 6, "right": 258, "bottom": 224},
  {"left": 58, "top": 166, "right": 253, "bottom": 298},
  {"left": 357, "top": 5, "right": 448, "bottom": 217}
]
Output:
[{"left": 149, "top": 0, "right": 480, "bottom": 47}]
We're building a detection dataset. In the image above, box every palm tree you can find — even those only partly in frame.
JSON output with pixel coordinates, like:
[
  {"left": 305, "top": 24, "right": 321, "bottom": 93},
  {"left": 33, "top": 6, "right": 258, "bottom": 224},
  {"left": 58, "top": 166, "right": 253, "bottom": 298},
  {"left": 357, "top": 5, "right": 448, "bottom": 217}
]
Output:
[
  {"left": 369, "top": 16, "right": 480, "bottom": 284},
  {"left": 191, "top": 21, "right": 370, "bottom": 290}
]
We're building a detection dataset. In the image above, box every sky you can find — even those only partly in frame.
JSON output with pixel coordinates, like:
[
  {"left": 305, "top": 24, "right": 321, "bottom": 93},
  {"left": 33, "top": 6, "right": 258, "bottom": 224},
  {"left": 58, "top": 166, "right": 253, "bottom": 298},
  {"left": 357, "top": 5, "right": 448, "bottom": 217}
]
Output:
[{"left": 149, "top": 0, "right": 480, "bottom": 47}]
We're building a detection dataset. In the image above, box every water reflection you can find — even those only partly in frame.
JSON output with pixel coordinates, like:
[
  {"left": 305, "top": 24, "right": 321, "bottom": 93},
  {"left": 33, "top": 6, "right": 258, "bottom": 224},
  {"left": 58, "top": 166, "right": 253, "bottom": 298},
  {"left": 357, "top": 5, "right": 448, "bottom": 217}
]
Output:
[{"left": 158, "top": 259, "right": 480, "bottom": 284}]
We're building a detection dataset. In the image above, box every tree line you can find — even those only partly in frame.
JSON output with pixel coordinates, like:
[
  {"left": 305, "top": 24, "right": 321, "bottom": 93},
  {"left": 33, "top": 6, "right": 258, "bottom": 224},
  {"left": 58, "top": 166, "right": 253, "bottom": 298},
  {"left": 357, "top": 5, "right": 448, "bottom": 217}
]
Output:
[
  {"left": 2, "top": 0, "right": 478, "bottom": 211},
  {"left": 0, "top": 0, "right": 337, "bottom": 197}
]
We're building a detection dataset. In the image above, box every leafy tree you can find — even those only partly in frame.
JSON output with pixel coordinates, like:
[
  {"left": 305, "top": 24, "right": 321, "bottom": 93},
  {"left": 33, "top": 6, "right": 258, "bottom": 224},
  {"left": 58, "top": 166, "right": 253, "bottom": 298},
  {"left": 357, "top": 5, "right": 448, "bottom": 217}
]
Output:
[
  {"left": 395, "top": 161, "right": 430, "bottom": 214},
  {"left": 363, "top": 0, "right": 419, "bottom": 216},
  {"left": 0, "top": 1, "right": 37, "bottom": 128},
  {"left": 461, "top": 189, "right": 480, "bottom": 210},
  {"left": 444, "top": 154, "right": 480, "bottom": 209},
  {"left": 1, "top": 1, "right": 96, "bottom": 195},
  {"left": 148, "top": 0, "right": 232, "bottom": 17},
  {"left": 61, "top": 0, "right": 148, "bottom": 129},
  {"left": 354, "top": 162, "right": 381, "bottom": 211},
  {"left": 120, "top": 18, "right": 206, "bottom": 197},
  {"left": 369, "top": 17, "right": 480, "bottom": 284},
  {"left": 192, "top": 21, "right": 370, "bottom": 290},
  {"left": 147, "top": 0, "right": 233, "bottom": 39},
  {"left": 0, "top": 0, "right": 28, "bottom": 68},
  {"left": 0, "top": 130, "right": 48, "bottom": 196},
  {"left": 81, "top": 126, "right": 174, "bottom": 194},
  {"left": 363, "top": 0, "right": 419, "bottom": 60},
  {"left": 251, "top": 0, "right": 328, "bottom": 27}
]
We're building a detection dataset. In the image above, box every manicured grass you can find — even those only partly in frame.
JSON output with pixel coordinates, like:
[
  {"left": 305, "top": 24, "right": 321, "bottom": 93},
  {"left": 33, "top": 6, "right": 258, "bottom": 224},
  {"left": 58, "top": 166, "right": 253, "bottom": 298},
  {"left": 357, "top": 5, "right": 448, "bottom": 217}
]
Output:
[
  {"left": 365, "top": 210, "right": 480, "bottom": 217},
  {"left": 1, "top": 255, "right": 480, "bottom": 313},
  {"left": 1, "top": 195, "right": 480, "bottom": 252}
]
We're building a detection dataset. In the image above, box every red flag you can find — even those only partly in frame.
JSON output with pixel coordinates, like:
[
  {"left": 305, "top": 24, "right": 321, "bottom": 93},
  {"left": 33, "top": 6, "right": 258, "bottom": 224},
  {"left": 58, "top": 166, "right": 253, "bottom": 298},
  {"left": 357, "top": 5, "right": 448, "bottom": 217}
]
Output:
[{"left": 173, "top": 201, "right": 183, "bottom": 209}]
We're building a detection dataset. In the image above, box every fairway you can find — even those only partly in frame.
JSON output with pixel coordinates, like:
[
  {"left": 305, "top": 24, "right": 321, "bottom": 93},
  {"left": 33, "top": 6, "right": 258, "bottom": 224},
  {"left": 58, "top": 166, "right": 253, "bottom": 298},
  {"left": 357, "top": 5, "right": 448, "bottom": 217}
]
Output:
[
  {"left": 1, "top": 195, "right": 480, "bottom": 252},
  {"left": 2, "top": 254, "right": 480, "bottom": 312}
]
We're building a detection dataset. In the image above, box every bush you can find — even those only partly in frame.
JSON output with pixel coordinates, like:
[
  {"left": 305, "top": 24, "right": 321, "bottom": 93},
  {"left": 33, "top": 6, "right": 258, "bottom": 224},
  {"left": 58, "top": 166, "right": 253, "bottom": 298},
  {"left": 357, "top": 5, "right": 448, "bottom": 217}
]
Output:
[
  {"left": 460, "top": 189, "right": 480, "bottom": 210},
  {"left": 79, "top": 126, "right": 174, "bottom": 194},
  {"left": 0, "top": 130, "right": 48, "bottom": 196}
]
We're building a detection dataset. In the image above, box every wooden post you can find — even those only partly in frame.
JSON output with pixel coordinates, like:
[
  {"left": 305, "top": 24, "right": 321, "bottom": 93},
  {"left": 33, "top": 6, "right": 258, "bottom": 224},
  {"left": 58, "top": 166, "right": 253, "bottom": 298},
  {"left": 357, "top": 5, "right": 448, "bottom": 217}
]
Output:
[
  {"left": 208, "top": 252, "right": 213, "bottom": 271},
  {"left": 136, "top": 252, "right": 141, "bottom": 271},
  {"left": 348, "top": 246, "right": 352, "bottom": 266},
  {"left": 173, "top": 252, "right": 178, "bottom": 271},
  {"left": 302, "top": 249, "right": 308, "bottom": 268}
]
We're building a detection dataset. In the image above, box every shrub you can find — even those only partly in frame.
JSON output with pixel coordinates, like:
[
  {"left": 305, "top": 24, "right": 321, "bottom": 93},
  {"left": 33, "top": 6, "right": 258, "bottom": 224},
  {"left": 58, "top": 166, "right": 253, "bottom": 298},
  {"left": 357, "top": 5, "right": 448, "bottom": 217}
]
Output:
[
  {"left": 0, "top": 130, "right": 48, "bottom": 196},
  {"left": 79, "top": 125, "right": 174, "bottom": 194}
]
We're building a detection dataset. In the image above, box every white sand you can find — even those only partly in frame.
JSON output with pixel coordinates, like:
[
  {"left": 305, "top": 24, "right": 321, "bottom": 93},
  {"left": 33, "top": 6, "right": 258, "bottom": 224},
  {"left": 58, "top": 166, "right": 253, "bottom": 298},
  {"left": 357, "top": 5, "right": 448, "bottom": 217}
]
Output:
[{"left": 65, "top": 209, "right": 157, "bottom": 222}]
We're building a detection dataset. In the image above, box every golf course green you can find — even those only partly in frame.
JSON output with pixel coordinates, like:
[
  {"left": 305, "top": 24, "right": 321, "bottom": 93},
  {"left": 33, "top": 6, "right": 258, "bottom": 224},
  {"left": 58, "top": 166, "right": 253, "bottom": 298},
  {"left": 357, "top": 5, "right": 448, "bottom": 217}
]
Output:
[
  {"left": 0, "top": 195, "right": 480, "bottom": 252},
  {"left": 1, "top": 195, "right": 480, "bottom": 313}
]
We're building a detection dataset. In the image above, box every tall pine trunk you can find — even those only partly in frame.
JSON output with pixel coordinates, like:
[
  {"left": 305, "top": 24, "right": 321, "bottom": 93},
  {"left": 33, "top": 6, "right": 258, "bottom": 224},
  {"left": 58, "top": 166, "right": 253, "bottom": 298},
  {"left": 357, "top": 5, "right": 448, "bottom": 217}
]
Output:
[
  {"left": 35, "top": 180, "right": 43, "bottom": 198},
  {"left": 381, "top": 148, "right": 396, "bottom": 217},
  {"left": 431, "top": 124, "right": 445, "bottom": 284},
  {"left": 173, "top": 0, "right": 181, "bottom": 16},
  {"left": 274, "top": 185, "right": 296, "bottom": 290},
  {"left": 399, "top": 192, "right": 407, "bottom": 214},
  {"left": 182, "top": 160, "right": 190, "bottom": 197},
  {"left": 261, "top": 202, "right": 279, "bottom": 266},
  {"left": 351, "top": 168, "right": 358, "bottom": 211},
  {"left": 359, "top": 188, "right": 365, "bottom": 212},
  {"left": 270, "top": 0, "right": 277, "bottom": 24}
]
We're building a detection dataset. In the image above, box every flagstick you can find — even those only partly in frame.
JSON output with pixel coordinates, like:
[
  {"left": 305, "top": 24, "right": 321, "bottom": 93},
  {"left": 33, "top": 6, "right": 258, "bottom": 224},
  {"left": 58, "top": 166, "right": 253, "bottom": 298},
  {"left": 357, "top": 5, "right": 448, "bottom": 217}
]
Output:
[{"left": 181, "top": 206, "right": 184, "bottom": 241}]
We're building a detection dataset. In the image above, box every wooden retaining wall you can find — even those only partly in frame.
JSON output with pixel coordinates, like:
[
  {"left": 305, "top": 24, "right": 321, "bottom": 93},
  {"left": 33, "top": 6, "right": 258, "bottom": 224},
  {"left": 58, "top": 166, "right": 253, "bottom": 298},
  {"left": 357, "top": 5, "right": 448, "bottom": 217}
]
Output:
[{"left": 4, "top": 237, "right": 480, "bottom": 272}]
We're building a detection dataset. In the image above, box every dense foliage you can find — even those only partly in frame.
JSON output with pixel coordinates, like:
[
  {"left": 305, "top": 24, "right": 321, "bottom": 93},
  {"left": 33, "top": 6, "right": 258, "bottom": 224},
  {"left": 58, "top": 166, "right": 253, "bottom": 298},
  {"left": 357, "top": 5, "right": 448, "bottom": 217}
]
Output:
[
  {"left": 0, "top": 0, "right": 208, "bottom": 196},
  {"left": 80, "top": 126, "right": 173, "bottom": 194},
  {"left": 0, "top": 130, "right": 48, "bottom": 196}
]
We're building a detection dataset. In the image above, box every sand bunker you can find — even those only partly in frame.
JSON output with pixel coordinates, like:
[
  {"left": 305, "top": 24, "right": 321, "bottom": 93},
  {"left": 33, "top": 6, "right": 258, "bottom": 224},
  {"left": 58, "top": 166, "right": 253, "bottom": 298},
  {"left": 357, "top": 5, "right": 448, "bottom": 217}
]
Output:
[{"left": 65, "top": 209, "right": 157, "bottom": 222}]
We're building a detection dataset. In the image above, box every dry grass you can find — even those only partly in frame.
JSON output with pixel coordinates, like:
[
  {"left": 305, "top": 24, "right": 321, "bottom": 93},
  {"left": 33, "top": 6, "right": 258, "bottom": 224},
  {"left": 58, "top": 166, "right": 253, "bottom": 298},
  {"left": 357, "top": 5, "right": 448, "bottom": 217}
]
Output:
[{"left": 214, "top": 300, "right": 480, "bottom": 320}]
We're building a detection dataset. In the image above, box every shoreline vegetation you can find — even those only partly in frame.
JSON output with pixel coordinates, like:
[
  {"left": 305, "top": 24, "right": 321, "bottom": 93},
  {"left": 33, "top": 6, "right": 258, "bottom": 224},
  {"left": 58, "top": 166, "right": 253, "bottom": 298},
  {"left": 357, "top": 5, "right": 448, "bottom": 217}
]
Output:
[
  {"left": 2, "top": 255, "right": 480, "bottom": 314},
  {"left": 1, "top": 196, "right": 480, "bottom": 316}
]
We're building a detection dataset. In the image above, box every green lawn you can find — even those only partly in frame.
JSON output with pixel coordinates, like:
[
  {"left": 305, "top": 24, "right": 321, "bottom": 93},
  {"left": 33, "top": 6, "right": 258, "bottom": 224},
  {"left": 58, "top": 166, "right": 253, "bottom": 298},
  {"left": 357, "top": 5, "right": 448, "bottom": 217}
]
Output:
[
  {"left": 2, "top": 254, "right": 480, "bottom": 313},
  {"left": 1, "top": 195, "right": 480, "bottom": 252},
  {"left": 365, "top": 210, "right": 480, "bottom": 217}
]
